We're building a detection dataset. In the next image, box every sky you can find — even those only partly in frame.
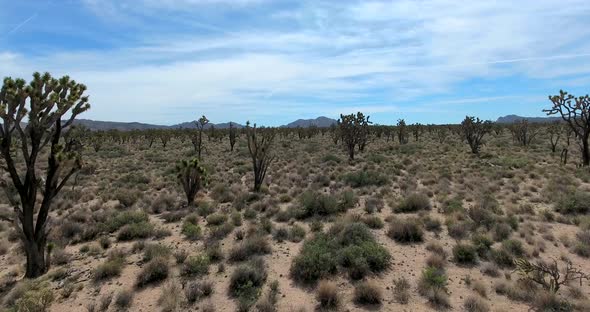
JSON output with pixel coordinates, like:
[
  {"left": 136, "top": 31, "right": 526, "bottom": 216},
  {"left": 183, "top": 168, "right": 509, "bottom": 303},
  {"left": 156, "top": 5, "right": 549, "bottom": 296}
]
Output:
[{"left": 1, "top": 0, "right": 590, "bottom": 126}]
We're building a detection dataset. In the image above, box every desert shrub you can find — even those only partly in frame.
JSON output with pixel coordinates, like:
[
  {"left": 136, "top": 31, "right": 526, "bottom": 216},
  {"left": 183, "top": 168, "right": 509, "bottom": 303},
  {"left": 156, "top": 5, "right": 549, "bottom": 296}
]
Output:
[
  {"left": 442, "top": 198, "right": 464, "bottom": 214},
  {"left": 206, "top": 213, "right": 227, "bottom": 226},
  {"left": 491, "top": 248, "right": 514, "bottom": 268},
  {"left": 464, "top": 296, "right": 489, "bottom": 312},
  {"left": 93, "top": 251, "right": 126, "bottom": 282},
  {"left": 158, "top": 281, "right": 182, "bottom": 312},
  {"left": 196, "top": 201, "right": 215, "bottom": 216},
  {"left": 161, "top": 211, "right": 185, "bottom": 223},
  {"left": 322, "top": 154, "right": 342, "bottom": 163},
  {"left": 362, "top": 215, "right": 384, "bottom": 229},
  {"left": 418, "top": 266, "right": 447, "bottom": 296},
  {"left": 174, "top": 249, "right": 188, "bottom": 264},
  {"left": 5, "top": 281, "right": 54, "bottom": 312},
  {"left": 340, "top": 189, "right": 358, "bottom": 210},
  {"left": 418, "top": 266, "right": 450, "bottom": 309},
  {"left": 211, "top": 184, "right": 234, "bottom": 203},
  {"left": 395, "top": 193, "right": 431, "bottom": 213},
  {"left": 231, "top": 211, "right": 243, "bottom": 226},
  {"left": 531, "top": 291, "right": 573, "bottom": 312},
  {"left": 105, "top": 210, "right": 149, "bottom": 232},
  {"left": 364, "top": 196, "right": 384, "bottom": 213},
  {"left": 113, "top": 189, "right": 141, "bottom": 207},
  {"left": 182, "top": 215, "right": 202, "bottom": 241},
  {"left": 291, "top": 222, "right": 390, "bottom": 284},
  {"left": 343, "top": 170, "right": 388, "bottom": 187},
  {"left": 481, "top": 263, "right": 500, "bottom": 277},
  {"left": 290, "top": 235, "right": 338, "bottom": 284},
  {"left": 447, "top": 220, "right": 471, "bottom": 240},
  {"left": 387, "top": 218, "right": 424, "bottom": 243},
  {"left": 426, "top": 254, "right": 446, "bottom": 270},
  {"left": 142, "top": 243, "right": 171, "bottom": 262},
  {"left": 182, "top": 255, "right": 210, "bottom": 277},
  {"left": 453, "top": 243, "right": 478, "bottom": 265},
  {"left": 150, "top": 192, "right": 177, "bottom": 213},
  {"left": 208, "top": 222, "right": 234, "bottom": 240},
  {"left": 117, "top": 222, "right": 154, "bottom": 241},
  {"left": 468, "top": 207, "right": 496, "bottom": 230},
  {"left": 295, "top": 191, "right": 340, "bottom": 219},
  {"left": 471, "top": 234, "right": 493, "bottom": 258},
  {"left": 229, "top": 235, "right": 271, "bottom": 262},
  {"left": 501, "top": 239, "right": 525, "bottom": 256},
  {"left": 353, "top": 281, "right": 382, "bottom": 305},
  {"left": 185, "top": 280, "right": 214, "bottom": 303},
  {"left": 273, "top": 227, "right": 289, "bottom": 242},
  {"left": 422, "top": 215, "right": 442, "bottom": 232},
  {"left": 136, "top": 256, "right": 169, "bottom": 287},
  {"left": 205, "top": 243, "right": 224, "bottom": 262},
  {"left": 492, "top": 222, "right": 513, "bottom": 241},
  {"left": 114, "top": 290, "right": 133, "bottom": 309},
  {"left": 229, "top": 258, "right": 267, "bottom": 308},
  {"left": 316, "top": 280, "right": 339, "bottom": 309},
  {"left": 393, "top": 277, "right": 411, "bottom": 304},
  {"left": 289, "top": 224, "right": 306, "bottom": 242},
  {"left": 556, "top": 191, "right": 590, "bottom": 214}
]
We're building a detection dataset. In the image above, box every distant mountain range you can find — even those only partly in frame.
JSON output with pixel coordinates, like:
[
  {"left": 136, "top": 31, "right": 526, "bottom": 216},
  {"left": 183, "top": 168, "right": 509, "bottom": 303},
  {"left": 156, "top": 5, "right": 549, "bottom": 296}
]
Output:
[
  {"left": 70, "top": 114, "right": 562, "bottom": 131},
  {"left": 496, "top": 115, "right": 562, "bottom": 124},
  {"left": 72, "top": 116, "right": 337, "bottom": 131}
]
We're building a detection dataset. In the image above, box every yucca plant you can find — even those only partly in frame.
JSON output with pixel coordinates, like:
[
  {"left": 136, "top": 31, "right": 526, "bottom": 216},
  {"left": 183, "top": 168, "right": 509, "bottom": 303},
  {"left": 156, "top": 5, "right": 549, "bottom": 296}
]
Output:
[{"left": 176, "top": 158, "right": 208, "bottom": 205}]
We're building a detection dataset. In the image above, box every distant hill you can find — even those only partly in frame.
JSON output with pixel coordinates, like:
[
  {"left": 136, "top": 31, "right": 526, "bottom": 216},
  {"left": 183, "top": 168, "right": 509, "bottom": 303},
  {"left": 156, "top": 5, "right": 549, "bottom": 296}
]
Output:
[
  {"left": 496, "top": 115, "right": 562, "bottom": 124},
  {"left": 283, "top": 116, "right": 337, "bottom": 128},
  {"left": 73, "top": 119, "right": 168, "bottom": 131}
]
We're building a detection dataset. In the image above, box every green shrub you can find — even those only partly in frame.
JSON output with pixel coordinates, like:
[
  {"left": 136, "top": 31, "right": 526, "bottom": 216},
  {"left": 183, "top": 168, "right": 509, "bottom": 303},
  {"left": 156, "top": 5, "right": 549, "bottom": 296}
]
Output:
[
  {"left": 181, "top": 218, "right": 202, "bottom": 241},
  {"left": 395, "top": 193, "right": 431, "bottom": 213},
  {"left": 296, "top": 191, "right": 340, "bottom": 219},
  {"left": 471, "top": 234, "right": 493, "bottom": 258},
  {"left": 418, "top": 266, "right": 447, "bottom": 295},
  {"left": 182, "top": 255, "right": 210, "bottom": 277},
  {"left": 117, "top": 222, "right": 153, "bottom": 241},
  {"left": 452, "top": 243, "right": 478, "bottom": 265},
  {"left": 290, "top": 235, "right": 338, "bottom": 284},
  {"left": 206, "top": 213, "right": 228, "bottom": 226},
  {"left": 93, "top": 252, "right": 126, "bottom": 282},
  {"left": 229, "top": 235, "right": 271, "bottom": 262},
  {"left": 343, "top": 170, "right": 388, "bottom": 188},
  {"left": 556, "top": 191, "right": 590, "bottom": 214},
  {"left": 291, "top": 222, "right": 390, "bottom": 284},
  {"left": 229, "top": 258, "right": 267, "bottom": 308},
  {"left": 142, "top": 243, "right": 171, "bottom": 262},
  {"left": 105, "top": 210, "right": 149, "bottom": 232}
]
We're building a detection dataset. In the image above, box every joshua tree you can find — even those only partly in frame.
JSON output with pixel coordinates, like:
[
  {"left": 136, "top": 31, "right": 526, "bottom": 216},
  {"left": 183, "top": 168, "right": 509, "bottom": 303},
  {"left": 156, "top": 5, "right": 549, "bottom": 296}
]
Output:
[
  {"left": 411, "top": 123, "right": 423, "bottom": 141},
  {"left": 515, "top": 258, "right": 590, "bottom": 293},
  {"left": 0, "top": 72, "right": 90, "bottom": 278},
  {"left": 159, "top": 130, "right": 172, "bottom": 149},
  {"left": 510, "top": 119, "right": 539, "bottom": 146},
  {"left": 548, "top": 121, "right": 562, "bottom": 153},
  {"left": 246, "top": 121, "right": 276, "bottom": 192},
  {"left": 229, "top": 122, "right": 237, "bottom": 152},
  {"left": 329, "top": 123, "right": 340, "bottom": 145},
  {"left": 176, "top": 158, "right": 207, "bottom": 205},
  {"left": 192, "top": 115, "right": 209, "bottom": 159},
  {"left": 338, "top": 112, "right": 371, "bottom": 160},
  {"left": 436, "top": 126, "right": 448, "bottom": 144},
  {"left": 397, "top": 119, "right": 409, "bottom": 144},
  {"left": 546, "top": 90, "right": 590, "bottom": 166},
  {"left": 461, "top": 116, "right": 492, "bottom": 154}
]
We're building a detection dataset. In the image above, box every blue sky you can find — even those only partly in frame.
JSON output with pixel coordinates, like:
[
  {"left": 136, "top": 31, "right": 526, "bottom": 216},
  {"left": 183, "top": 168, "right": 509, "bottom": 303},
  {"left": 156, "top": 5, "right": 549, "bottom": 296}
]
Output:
[{"left": 1, "top": 0, "right": 590, "bottom": 126}]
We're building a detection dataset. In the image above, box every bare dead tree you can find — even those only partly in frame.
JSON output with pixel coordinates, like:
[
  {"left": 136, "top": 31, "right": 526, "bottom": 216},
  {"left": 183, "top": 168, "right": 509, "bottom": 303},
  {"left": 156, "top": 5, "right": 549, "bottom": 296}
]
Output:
[{"left": 515, "top": 258, "right": 590, "bottom": 293}]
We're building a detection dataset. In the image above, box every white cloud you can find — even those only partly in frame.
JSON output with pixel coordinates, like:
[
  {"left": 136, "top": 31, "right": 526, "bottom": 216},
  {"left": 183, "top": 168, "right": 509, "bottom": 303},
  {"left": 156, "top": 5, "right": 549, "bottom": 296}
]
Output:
[{"left": 2, "top": 0, "right": 590, "bottom": 124}]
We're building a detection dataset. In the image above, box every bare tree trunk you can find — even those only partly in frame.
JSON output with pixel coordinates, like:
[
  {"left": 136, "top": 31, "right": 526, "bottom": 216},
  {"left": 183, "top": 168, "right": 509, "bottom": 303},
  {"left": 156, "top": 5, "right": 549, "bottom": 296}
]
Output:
[{"left": 23, "top": 235, "right": 47, "bottom": 278}]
